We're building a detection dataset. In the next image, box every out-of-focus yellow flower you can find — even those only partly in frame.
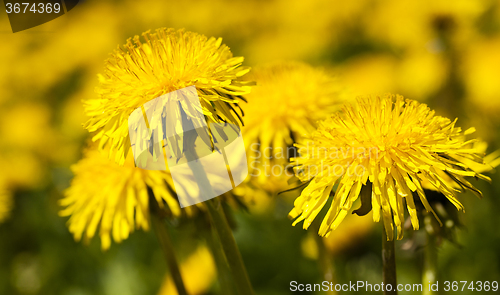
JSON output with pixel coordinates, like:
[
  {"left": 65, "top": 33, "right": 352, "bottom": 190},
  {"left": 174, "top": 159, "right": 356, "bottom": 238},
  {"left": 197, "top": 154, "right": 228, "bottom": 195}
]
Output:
[
  {"left": 396, "top": 49, "right": 447, "bottom": 99},
  {"left": 337, "top": 55, "right": 398, "bottom": 98},
  {"left": 336, "top": 48, "right": 449, "bottom": 103},
  {"left": 290, "top": 94, "right": 497, "bottom": 240},
  {"left": 233, "top": 61, "right": 343, "bottom": 212},
  {"left": 242, "top": 0, "right": 369, "bottom": 63},
  {"left": 0, "top": 2, "right": 125, "bottom": 175},
  {"left": 84, "top": 28, "right": 252, "bottom": 164},
  {"left": 0, "top": 188, "right": 12, "bottom": 223},
  {"left": 124, "top": 0, "right": 369, "bottom": 64},
  {"left": 1, "top": 2, "right": 123, "bottom": 103},
  {"left": 0, "top": 152, "right": 45, "bottom": 189},
  {"left": 158, "top": 245, "right": 216, "bottom": 295},
  {"left": 463, "top": 37, "right": 500, "bottom": 113},
  {"left": 243, "top": 61, "right": 343, "bottom": 184},
  {"left": 127, "top": 0, "right": 263, "bottom": 41},
  {"left": 60, "top": 148, "right": 194, "bottom": 250},
  {"left": 337, "top": 52, "right": 446, "bottom": 101},
  {"left": 0, "top": 102, "right": 71, "bottom": 188},
  {"left": 364, "top": 0, "right": 487, "bottom": 49},
  {"left": 0, "top": 103, "right": 57, "bottom": 157},
  {"left": 0, "top": 106, "right": 50, "bottom": 189},
  {"left": 60, "top": 74, "right": 98, "bottom": 141}
]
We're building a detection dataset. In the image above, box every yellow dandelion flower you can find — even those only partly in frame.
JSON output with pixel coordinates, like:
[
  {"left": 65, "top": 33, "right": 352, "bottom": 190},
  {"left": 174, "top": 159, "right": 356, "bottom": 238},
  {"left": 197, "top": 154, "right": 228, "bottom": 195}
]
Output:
[
  {"left": 0, "top": 188, "right": 12, "bottom": 223},
  {"left": 84, "top": 28, "right": 252, "bottom": 164},
  {"left": 60, "top": 148, "right": 195, "bottom": 250},
  {"left": 290, "top": 94, "right": 497, "bottom": 240},
  {"left": 243, "top": 61, "right": 344, "bottom": 185}
]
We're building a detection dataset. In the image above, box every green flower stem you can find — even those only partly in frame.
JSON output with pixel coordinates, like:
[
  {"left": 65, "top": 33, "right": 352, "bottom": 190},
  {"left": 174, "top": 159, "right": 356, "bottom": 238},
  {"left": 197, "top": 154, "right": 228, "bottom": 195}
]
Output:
[
  {"left": 209, "top": 224, "right": 237, "bottom": 295},
  {"left": 151, "top": 209, "right": 188, "bottom": 295},
  {"left": 382, "top": 224, "right": 398, "bottom": 295},
  {"left": 197, "top": 214, "right": 237, "bottom": 295},
  {"left": 205, "top": 199, "right": 254, "bottom": 295},
  {"left": 423, "top": 232, "right": 438, "bottom": 295},
  {"left": 184, "top": 140, "right": 254, "bottom": 295}
]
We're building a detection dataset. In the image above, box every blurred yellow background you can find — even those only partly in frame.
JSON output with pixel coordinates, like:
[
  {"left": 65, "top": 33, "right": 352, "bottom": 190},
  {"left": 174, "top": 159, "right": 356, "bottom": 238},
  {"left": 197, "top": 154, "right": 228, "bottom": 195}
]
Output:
[{"left": 1, "top": 0, "right": 500, "bottom": 294}]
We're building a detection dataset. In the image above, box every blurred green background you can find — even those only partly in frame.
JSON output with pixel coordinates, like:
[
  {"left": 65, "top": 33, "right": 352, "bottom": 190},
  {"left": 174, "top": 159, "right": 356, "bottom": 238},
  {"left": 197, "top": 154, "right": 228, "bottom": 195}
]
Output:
[{"left": 1, "top": 0, "right": 500, "bottom": 294}]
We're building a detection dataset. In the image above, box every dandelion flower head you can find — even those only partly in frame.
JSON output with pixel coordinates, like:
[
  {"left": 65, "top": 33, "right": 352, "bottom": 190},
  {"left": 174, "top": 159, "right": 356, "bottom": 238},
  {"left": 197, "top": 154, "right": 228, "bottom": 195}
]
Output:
[
  {"left": 290, "top": 94, "right": 497, "bottom": 240},
  {"left": 60, "top": 148, "right": 194, "bottom": 250},
  {"left": 243, "top": 61, "right": 343, "bottom": 184},
  {"left": 84, "top": 28, "right": 252, "bottom": 164}
]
